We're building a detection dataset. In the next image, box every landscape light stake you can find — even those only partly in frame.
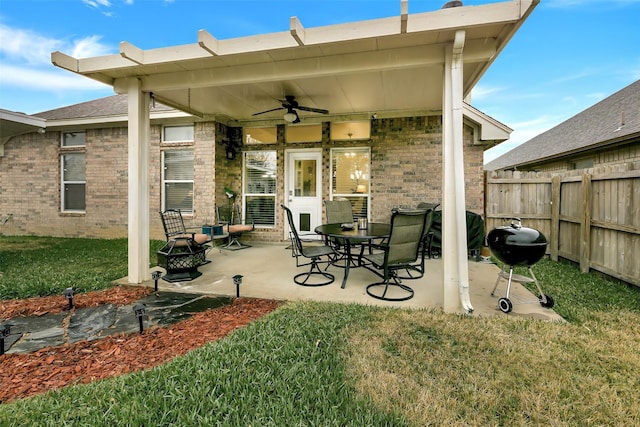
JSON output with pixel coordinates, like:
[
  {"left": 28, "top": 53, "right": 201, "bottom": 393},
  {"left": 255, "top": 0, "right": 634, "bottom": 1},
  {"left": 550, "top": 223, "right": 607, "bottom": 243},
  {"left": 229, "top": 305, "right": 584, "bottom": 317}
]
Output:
[
  {"left": 63, "top": 287, "right": 75, "bottom": 309},
  {"left": 233, "top": 274, "right": 243, "bottom": 298},
  {"left": 0, "top": 323, "right": 11, "bottom": 355},
  {"left": 151, "top": 270, "right": 162, "bottom": 292},
  {"left": 133, "top": 303, "right": 146, "bottom": 333}
]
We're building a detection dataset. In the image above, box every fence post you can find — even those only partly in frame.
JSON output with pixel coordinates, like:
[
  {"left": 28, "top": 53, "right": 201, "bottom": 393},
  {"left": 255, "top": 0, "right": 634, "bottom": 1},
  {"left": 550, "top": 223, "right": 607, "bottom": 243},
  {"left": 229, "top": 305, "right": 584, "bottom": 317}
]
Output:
[
  {"left": 580, "top": 173, "right": 592, "bottom": 272},
  {"left": 550, "top": 175, "right": 560, "bottom": 261}
]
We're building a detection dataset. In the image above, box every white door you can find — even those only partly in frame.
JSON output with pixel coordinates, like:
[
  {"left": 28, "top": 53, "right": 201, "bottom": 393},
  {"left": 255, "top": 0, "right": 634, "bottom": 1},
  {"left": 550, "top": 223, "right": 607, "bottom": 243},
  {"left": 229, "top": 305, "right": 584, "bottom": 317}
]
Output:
[{"left": 284, "top": 149, "right": 323, "bottom": 240}]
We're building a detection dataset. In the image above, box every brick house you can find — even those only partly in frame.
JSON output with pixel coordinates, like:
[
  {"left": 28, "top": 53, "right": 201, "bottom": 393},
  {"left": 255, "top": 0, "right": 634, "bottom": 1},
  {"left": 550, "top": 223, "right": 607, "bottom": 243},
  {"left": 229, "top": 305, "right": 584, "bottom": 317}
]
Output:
[
  {"left": 485, "top": 79, "right": 640, "bottom": 172},
  {"left": 1, "top": 1, "right": 538, "bottom": 312},
  {"left": 1, "top": 95, "right": 504, "bottom": 241}
]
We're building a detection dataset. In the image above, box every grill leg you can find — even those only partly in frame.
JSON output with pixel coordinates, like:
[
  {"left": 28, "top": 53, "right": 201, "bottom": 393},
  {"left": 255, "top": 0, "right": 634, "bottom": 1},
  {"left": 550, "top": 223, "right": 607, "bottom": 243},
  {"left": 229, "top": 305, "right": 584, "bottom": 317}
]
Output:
[{"left": 505, "top": 266, "right": 514, "bottom": 299}]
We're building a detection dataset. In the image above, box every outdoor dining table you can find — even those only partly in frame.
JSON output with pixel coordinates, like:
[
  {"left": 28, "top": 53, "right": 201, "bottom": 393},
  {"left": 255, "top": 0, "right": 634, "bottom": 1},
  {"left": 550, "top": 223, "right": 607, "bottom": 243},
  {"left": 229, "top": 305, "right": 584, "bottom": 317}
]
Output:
[{"left": 314, "top": 222, "right": 390, "bottom": 289}]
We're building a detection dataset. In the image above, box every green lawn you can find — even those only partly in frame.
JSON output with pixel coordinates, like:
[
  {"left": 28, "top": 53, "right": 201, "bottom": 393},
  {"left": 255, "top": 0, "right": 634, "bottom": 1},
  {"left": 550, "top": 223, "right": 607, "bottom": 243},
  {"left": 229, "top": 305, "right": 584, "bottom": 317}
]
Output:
[{"left": 1, "top": 236, "right": 639, "bottom": 426}]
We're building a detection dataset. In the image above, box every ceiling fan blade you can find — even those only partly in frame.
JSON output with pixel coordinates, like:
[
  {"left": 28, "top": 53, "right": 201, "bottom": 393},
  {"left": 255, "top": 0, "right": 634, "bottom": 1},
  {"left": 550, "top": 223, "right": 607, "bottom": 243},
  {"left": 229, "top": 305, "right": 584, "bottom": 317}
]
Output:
[
  {"left": 252, "top": 107, "right": 285, "bottom": 116},
  {"left": 295, "top": 105, "right": 329, "bottom": 114}
]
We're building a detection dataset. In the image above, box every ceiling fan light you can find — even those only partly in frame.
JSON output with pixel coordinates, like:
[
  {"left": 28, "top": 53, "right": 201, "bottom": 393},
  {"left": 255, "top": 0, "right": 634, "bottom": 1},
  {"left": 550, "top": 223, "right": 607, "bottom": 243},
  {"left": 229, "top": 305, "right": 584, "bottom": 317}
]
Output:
[{"left": 284, "top": 112, "right": 298, "bottom": 122}]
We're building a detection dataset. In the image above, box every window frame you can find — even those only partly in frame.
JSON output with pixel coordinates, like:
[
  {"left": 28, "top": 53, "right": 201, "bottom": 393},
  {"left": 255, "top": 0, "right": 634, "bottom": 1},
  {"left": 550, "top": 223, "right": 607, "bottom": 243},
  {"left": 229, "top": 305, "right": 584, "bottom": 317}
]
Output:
[
  {"left": 243, "top": 150, "right": 277, "bottom": 228},
  {"left": 162, "top": 149, "right": 195, "bottom": 214},
  {"left": 162, "top": 124, "right": 194, "bottom": 144},
  {"left": 60, "top": 131, "right": 86, "bottom": 213},
  {"left": 330, "top": 147, "right": 371, "bottom": 220}
]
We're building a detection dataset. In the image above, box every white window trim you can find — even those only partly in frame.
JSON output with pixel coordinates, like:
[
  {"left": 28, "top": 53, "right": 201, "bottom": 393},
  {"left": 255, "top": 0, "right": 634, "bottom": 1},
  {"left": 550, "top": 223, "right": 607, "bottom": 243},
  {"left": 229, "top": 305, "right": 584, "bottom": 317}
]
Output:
[
  {"left": 243, "top": 150, "right": 277, "bottom": 228},
  {"left": 161, "top": 149, "right": 195, "bottom": 214},
  {"left": 330, "top": 147, "right": 371, "bottom": 220},
  {"left": 60, "top": 153, "right": 86, "bottom": 213},
  {"left": 162, "top": 124, "right": 195, "bottom": 144}
]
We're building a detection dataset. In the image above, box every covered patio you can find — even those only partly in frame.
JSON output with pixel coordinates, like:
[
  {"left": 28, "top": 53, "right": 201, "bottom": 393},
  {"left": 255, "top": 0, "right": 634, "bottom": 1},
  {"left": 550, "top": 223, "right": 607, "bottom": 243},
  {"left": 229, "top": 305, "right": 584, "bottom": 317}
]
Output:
[
  {"left": 54, "top": 0, "right": 541, "bottom": 314},
  {"left": 121, "top": 242, "right": 563, "bottom": 321}
]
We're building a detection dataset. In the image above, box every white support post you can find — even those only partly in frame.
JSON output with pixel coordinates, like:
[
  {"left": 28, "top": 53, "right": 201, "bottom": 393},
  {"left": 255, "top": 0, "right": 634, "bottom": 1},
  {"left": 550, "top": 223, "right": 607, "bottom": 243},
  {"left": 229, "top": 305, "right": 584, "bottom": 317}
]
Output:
[
  {"left": 127, "top": 79, "right": 151, "bottom": 284},
  {"left": 442, "top": 30, "right": 474, "bottom": 313}
]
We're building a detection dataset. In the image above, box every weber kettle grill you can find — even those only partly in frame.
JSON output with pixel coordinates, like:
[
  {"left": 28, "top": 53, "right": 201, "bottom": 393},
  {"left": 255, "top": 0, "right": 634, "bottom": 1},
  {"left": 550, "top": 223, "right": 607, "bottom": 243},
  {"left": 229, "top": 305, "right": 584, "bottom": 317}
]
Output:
[{"left": 487, "top": 218, "right": 555, "bottom": 313}]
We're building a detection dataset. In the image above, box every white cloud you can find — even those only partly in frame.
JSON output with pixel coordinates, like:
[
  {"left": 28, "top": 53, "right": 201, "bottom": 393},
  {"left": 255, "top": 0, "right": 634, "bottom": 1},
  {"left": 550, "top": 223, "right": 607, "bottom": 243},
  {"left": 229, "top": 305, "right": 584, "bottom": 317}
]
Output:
[
  {"left": 0, "top": 23, "right": 115, "bottom": 109},
  {"left": 470, "top": 84, "right": 503, "bottom": 102},
  {"left": 0, "top": 24, "right": 62, "bottom": 65},
  {"left": 82, "top": 0, "right": 112, "bottom": 9},
  {"left": 0, "top": 64, "right": 109, "bottom": 91},
  {"left": 484, "top": 115, "right": 564, "bottom": 164}
]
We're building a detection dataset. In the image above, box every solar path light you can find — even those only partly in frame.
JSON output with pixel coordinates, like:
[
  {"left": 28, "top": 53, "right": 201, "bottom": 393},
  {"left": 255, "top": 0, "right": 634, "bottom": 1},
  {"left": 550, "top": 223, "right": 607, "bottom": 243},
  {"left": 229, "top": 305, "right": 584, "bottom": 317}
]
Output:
[
  {"left": 151, "top": 270, "right": 162, "bottom": 292},
  {"left": 233, "top": 274, "right": 243, "bottom": 298},
  {"left": 63, "top": 287, "right": 75, "bottom": 309},
  {"left": 0, "top": 323, "right": 12, "bottom": 355},
  {"left": 133, "top": 303, "right": 147, "bottom": 333}
]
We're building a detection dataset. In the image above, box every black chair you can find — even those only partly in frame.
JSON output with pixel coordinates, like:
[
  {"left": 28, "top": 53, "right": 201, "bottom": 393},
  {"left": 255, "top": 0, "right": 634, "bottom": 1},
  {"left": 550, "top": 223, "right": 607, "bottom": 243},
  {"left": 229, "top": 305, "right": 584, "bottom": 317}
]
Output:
[
  {"left": 361, "top": 209, "right": 428, "bottom": 301},
  {"left": 216, "top": 203, "right": 254, "bottom": 250},
  {"left": 282, "top": 204, "right": 338, "bottom": 286},
  {"left": 324, "top": 199, "right": 368, "bottom": 266},
  {"left": 396, "top": 206, "right": 436, "bottom": 279},
  {"left": 157, "top": 209, "right": 212, "bottom": 282}
]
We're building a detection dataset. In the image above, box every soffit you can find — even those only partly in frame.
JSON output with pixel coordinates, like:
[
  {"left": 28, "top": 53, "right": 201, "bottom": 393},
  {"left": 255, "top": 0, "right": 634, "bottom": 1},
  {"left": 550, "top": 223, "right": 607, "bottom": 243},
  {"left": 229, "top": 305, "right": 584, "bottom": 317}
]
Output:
[{"left": 51, "top": 1, "right": 538, "bottom": 126}]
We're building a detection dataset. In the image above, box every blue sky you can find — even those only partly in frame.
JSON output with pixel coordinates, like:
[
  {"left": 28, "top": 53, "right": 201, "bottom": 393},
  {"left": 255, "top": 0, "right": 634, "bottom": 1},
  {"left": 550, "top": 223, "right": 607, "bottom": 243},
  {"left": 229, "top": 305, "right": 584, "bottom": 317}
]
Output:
[{"left": 1, "top": 0, "right": 639, "bottom": 163}]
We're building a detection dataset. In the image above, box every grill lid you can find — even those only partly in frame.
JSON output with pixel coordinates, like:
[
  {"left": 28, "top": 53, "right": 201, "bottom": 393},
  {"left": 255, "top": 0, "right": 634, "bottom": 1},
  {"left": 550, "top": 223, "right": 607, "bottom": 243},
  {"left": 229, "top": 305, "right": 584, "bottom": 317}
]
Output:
[{"left": 488, "top": 218, "right": 547, "bottom": 266}]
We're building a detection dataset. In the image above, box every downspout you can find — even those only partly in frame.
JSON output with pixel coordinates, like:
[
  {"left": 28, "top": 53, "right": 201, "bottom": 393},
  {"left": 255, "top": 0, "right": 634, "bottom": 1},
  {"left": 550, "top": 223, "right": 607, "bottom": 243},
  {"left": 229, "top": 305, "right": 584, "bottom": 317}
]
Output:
[{"left": 442, "top": 30, "right": 474, "bottom": 313}]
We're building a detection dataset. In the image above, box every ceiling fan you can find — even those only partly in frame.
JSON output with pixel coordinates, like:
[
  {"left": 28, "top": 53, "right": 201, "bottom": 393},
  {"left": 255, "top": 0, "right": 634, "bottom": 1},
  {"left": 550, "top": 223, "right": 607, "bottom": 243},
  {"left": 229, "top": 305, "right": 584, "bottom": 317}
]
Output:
[{"left": 252, "top": 95, "right": 329, "bottom": 123}]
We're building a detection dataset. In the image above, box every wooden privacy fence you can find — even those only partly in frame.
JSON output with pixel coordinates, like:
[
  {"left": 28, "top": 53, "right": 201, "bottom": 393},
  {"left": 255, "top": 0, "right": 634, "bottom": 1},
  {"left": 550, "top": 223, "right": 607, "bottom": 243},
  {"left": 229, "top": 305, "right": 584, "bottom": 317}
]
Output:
[{"left": 485, "top": 164, "right": 640, "bottom": 287}]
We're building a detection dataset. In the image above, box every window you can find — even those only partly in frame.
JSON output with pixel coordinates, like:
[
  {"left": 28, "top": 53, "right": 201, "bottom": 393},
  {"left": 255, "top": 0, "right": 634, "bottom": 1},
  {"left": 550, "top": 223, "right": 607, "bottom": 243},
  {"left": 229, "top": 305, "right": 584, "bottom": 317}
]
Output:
[
  {"left": 244, "top": 151, "right": 277, "bottom": 227},
  {"left": 285, "top": 124, "right": 322, "bottom": 143},
  {"left": 571, "top": 158, "right": 593, "bottom": 170},
  {"left": 62, "top": 131, "right": 86, "bottom": 147},
  {"left": 61, "top": 131, "right": 86, "bottom": 212},
  {"left": 163, "top": 125, "right": 194, "bottom": 143},
  {"left": 163, "top": 150, "right": 194, "bottom": 213},
  {"left": 331, "top": 148, "right": 370, "bottom": 219},
  {"left": 61, "top": 153, "right": 86, "bottom": 211},
  {"left": 244, "top": 127, "right": 277, "bottom": 144}
]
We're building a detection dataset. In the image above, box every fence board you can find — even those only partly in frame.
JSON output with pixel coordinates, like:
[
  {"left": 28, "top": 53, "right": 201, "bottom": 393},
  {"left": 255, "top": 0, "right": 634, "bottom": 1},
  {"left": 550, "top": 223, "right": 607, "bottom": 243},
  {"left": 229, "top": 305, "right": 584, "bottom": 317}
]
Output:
[{"left": 486, "top": 166, "right": 639, "bottom": 287}]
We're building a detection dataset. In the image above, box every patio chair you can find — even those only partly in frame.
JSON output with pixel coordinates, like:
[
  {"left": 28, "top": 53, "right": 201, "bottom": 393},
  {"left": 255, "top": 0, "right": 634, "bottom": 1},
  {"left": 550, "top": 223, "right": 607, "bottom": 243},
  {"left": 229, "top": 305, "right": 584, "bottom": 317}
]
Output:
[
  {"left": 282, "top": 204, "right": 338, "bottom": 286},
  {"left": 396, "top": 205, "right": 436, "bottom": 279},
  {"left": 361, "top": 209, "right": 428, "bottom": 301},
  {"left": 158, "top": 209, "right": 212, "bottom": 282},
  {"left": 324, "top": 199, "right": 376, "bottom": 264},
  {"left": 216, "top": 203, "right": 254, "bottom": 250},
  {"left": 159, "top": 209, "right": 212, "bottom": 247}
]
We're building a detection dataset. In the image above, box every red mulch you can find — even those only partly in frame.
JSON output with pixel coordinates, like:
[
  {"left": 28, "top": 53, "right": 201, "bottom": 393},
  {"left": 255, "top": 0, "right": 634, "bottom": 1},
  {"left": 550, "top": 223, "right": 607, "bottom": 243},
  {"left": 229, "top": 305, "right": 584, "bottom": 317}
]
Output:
[{"left": 0, "top": 286, "right": 281, "bottom": 403}]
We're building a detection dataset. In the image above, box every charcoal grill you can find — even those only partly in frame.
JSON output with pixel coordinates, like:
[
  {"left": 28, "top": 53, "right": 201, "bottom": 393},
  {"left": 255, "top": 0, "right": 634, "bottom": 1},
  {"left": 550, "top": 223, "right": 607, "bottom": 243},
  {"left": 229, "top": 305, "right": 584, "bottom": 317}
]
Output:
[{"left": 487, "top": 218, "right": 554, "bottom": 313}]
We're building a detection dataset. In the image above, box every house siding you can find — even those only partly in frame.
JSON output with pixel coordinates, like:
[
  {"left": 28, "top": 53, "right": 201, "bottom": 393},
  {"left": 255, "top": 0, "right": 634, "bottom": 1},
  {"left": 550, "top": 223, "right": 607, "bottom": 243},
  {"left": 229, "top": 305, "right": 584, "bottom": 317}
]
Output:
[
  {"left": 1, "top": 115, "right": 485, "bottom": 242},
  {"left": 504, "top": 140, "right": 640, "bottom": 173}
]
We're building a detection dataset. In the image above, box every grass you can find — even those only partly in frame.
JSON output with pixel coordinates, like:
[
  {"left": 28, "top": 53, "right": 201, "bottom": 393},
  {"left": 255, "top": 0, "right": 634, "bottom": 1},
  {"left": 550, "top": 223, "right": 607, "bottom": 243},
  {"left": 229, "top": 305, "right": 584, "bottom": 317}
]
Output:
[
  {"left": 0, "top": 236, "right": 164, "bottom": 300},
  {"left": 1, "top": 236, "right": 639, "bottom": 426}
]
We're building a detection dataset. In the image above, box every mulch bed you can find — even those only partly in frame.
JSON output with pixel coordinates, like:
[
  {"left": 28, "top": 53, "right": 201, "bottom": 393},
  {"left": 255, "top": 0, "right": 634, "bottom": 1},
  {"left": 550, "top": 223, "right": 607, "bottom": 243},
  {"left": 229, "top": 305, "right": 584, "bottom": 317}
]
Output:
[{"left": 0, "top": 286, "right": 281, "bottom": 403}]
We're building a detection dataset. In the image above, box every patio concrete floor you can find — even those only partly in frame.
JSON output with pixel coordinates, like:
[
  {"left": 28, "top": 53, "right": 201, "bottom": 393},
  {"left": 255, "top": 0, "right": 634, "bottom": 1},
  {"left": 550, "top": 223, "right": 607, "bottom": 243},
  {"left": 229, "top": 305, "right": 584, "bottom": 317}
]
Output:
[{"left": 126, "top": 242, "right": 564, "bottom": 321}]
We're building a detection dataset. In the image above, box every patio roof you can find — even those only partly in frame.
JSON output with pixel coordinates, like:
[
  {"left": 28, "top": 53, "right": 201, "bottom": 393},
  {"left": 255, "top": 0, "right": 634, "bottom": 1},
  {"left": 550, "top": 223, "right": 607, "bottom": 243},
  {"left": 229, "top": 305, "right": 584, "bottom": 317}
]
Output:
[
  {"left": 0, "top": 109, "right": 46, "bottom": 156},
  {"left": 50, "top": 0, "right": 539, "bottom": 313},
  {"left": 51, "top": 0, "right": 538, "bottom": 126}
]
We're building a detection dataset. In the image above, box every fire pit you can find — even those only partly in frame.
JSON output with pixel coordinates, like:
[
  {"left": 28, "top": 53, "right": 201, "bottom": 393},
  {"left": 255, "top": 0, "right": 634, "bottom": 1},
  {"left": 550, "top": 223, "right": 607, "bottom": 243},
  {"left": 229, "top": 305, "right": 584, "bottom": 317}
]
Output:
[
  {"left": 488, "top": 218, "right": 554, "bottom": 313},
  {"left": 157, "top": 239, "right": 208, "bottom": 282}
]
